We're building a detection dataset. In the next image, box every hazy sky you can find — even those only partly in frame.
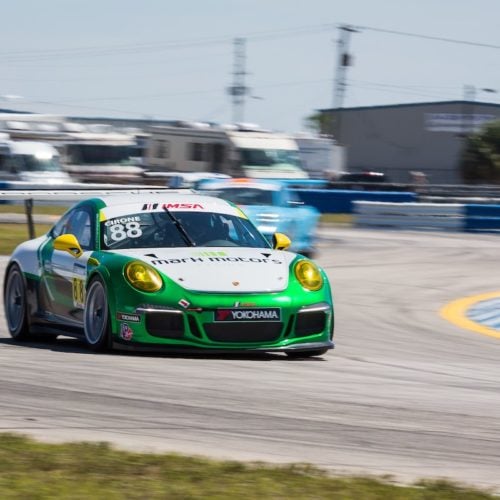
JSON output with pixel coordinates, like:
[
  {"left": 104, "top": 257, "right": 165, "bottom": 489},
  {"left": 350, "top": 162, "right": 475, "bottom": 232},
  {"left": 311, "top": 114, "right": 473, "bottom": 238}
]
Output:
[{"left": 1, "top": 0, "right": 499, "bottom": 132}]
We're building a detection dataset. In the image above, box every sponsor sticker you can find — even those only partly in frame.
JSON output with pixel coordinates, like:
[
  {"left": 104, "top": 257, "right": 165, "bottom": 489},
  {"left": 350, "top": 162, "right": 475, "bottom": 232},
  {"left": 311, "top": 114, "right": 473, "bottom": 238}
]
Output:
[
  {"left": 214, "top": 308, "right": 281, "bottom": 322},
  {"left": 151, "top": 255, "right": 282, "bottom": 265},
  {"left": 72, "top": 278, "right": 85, "bottom": 308},
  {"left": 117, "top": 312, "right": 141, "bottom": 323},
  {"left": 142, "top": 203, "right": 159, "bottom": 210},
  {"left": 120, "top": 323, "right": 134, "bottom": 341},
  {"left": 163, "top": 203, "right": 204, "bottom": 210}
]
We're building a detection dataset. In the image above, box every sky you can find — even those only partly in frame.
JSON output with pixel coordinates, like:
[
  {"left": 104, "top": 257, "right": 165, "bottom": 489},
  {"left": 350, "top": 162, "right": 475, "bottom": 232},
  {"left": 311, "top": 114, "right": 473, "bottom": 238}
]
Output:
[{"left": 1, "top": 0, "right": 500, "bottom": 133}]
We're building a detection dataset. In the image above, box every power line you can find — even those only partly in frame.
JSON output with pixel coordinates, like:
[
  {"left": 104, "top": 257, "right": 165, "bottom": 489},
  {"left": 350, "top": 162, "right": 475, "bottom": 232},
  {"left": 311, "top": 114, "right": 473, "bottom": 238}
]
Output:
[
  {"left": 1, "top": 21, "right": 498, "bottom": 64},
  {"left": 353, "top": 24, "right": 500, "bottom": 50},
  {"left": 0, "top": 24, "right": 334, "bottom": 63},
  {"left": 6, "top": 21, "right": 500, "bottom": 119},
  {"left": 348, "top": 81, "right": 458, "bottom": 101}
]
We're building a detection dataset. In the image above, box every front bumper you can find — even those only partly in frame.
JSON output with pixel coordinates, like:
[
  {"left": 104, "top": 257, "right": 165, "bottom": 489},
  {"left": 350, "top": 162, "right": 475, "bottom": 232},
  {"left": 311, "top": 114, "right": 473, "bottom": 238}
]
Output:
[
  {"left": 111, "top": 299, "right": 334, "bottom": 352},
  {"left": 112, "top": 339, "right": 334, "bottom": 354}
]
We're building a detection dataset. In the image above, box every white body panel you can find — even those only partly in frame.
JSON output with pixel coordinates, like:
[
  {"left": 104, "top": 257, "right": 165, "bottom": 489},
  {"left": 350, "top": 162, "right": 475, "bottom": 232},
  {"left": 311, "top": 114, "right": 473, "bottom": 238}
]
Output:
[
  {"left": 98, "top": 193, "right": 244, "bottom": 219},
  {"left": 112, "top": 247, "right": 294, "bottom": 293},
  {"left": 9, "top": 236, "right": 49, "bottom": 276}
]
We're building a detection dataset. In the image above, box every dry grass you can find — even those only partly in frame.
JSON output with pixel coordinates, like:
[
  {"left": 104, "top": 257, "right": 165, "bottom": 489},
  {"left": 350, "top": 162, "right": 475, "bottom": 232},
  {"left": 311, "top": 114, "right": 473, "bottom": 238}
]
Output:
[{"left": 0, "top": 434, "right": 495, "bottom": 500}]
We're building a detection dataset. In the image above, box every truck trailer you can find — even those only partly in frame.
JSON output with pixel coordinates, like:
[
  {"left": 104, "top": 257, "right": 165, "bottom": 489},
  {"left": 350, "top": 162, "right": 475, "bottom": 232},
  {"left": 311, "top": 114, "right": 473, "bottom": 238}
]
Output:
[{"left": 144, "top": 122, "right": 309, "bottom": 180}]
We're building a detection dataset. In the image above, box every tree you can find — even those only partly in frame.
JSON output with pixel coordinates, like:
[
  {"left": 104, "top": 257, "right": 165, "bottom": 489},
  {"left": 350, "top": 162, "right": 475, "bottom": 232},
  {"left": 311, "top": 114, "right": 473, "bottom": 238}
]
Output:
[
  {"left": 460, "top": 120, "right": 500, "bottom": 184},
  {"left": 303, "top": 112, "right": 333, "bottom": 136}
]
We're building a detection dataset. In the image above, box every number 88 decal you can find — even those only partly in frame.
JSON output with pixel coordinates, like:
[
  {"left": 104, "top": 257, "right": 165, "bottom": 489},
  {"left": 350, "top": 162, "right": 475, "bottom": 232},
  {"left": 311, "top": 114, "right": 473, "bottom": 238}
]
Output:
[
  {"left": 109, "top": 222, "right": 142, "bottom": 242},
  {"left": 72, "top": 278, "right": 85, "bottom": 307}
]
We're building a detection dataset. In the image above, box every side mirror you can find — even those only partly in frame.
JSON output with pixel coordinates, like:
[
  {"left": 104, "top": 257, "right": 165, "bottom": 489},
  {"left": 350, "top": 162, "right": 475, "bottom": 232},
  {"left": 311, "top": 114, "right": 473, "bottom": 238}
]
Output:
[
  {"left": 53, "top": 234, "right": 83, "bottom": 258},
  {"left": 272, "top": 232, "right": 291, "bottom": 251}
]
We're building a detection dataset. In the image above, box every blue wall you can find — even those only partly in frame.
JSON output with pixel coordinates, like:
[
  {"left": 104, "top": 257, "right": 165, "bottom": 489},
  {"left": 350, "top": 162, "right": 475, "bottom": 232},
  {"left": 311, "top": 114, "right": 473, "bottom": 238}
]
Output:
[
  {"left": 292, "top": 189, "right": 417, "bottom": 214},
  {"left": 464, "top": 204, "right": 500, "bottom": 232}
]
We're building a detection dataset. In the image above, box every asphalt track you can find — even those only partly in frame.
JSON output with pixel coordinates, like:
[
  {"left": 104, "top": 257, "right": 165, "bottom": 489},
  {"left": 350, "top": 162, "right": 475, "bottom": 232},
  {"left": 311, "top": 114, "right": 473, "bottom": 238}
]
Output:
[{"left": 1, "top": 226, "right": 500, "bottom": 492}]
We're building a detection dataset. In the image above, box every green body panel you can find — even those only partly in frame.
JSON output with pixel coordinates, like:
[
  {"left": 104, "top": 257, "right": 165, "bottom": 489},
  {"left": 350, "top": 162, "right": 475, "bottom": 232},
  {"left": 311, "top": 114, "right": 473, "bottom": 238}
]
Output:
[
  {"left": 92, "top": 252, "right": 333, "bottom": 349},
  {"left": 13, "top": 196, "right": 334, "bottom": 352}
]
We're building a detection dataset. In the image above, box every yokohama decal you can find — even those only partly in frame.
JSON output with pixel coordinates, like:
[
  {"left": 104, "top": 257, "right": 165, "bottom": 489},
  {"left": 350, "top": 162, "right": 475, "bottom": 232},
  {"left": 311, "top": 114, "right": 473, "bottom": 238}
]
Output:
[
  {"left": 214, "top": 308, "right": 281, "bottom": 322},
  {"left": 117, "top": 312, "right": 141, "bottom": 323}
]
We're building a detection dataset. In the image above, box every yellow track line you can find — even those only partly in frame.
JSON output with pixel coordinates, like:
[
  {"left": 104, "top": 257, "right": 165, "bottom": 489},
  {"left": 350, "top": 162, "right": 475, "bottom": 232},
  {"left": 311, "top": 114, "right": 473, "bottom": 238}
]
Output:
[{"left": 440, "top": 291, "right": 500, "bottom": 340}]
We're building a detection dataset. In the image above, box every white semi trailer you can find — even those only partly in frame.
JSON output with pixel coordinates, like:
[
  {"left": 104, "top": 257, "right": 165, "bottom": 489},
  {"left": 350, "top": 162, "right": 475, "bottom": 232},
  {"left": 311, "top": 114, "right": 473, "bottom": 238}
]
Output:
[
  {"left": 144, "top": 122, "right": 309, "bottom": 180},
  {"left": 293, "top": 133, "right": 346, "bottom": 180}
]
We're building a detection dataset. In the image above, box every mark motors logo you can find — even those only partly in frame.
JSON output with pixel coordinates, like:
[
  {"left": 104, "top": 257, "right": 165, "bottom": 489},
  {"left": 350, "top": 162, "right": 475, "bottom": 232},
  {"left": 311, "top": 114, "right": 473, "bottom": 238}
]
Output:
[{"left": 215, "top": 308, "right": 281, "bottom": 322}]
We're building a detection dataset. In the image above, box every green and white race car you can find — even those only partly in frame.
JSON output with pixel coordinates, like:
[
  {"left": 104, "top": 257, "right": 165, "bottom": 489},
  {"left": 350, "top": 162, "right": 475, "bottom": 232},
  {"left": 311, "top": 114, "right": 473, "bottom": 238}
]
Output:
[{"left": 4, "top": 193, "right": 334, "bottom": 357}]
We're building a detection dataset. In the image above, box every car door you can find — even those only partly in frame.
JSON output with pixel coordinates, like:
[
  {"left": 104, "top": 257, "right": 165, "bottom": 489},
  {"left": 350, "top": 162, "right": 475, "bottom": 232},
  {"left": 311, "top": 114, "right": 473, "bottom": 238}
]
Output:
[{"left": 40, "top": 206, "right": 95, "bottom": 323}]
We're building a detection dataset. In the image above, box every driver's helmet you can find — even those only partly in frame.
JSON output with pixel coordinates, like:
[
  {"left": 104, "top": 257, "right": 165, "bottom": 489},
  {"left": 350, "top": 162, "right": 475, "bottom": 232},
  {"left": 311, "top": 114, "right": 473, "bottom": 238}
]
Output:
[
  {"left": 181, "top": 213, "right": 229, "bottom": 243},
  {"left": 211, "top": 217, "right": 229, "bottom": 240}
]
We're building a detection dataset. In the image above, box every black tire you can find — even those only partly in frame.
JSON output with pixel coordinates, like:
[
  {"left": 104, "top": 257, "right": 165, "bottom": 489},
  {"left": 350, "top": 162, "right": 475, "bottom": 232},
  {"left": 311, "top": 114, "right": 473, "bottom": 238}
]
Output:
[
  {"left": 286, "top": 348, "right": 329, "bottom": 359},
  {"left": 83, "top": 278, "right": 111, "bottom": 352},
  {"left": 4, "top": 264, "right": 32, "bottom": 341}
]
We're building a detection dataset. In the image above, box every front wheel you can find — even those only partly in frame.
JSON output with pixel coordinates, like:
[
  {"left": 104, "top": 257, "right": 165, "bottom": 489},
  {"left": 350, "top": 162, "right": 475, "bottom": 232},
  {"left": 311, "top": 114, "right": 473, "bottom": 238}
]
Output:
[
  {"left": 4, "top": 264, "right": 31, "bottom": 341},
  {"left": 84, "top": 278, "right": 111, "bottom": 352}
]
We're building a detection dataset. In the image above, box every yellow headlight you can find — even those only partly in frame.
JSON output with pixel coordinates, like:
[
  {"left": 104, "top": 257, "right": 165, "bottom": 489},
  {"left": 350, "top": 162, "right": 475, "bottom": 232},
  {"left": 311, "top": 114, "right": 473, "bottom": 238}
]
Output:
[
  {"left": 294, "top": 260, "right": 323, "bottom": 291},
  {"left": 125, "top": 261, "right": 162, "bottom": 292}
]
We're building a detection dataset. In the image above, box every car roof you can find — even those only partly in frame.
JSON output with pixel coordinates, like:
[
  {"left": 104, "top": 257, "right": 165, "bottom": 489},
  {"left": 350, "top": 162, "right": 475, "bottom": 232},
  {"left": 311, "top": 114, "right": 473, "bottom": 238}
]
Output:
[
  {"left": 200, "top": 178, "right": 282, "bottom": 192},
  {"left": 95, "top": 192, "right": 243, "bottom": 218}
]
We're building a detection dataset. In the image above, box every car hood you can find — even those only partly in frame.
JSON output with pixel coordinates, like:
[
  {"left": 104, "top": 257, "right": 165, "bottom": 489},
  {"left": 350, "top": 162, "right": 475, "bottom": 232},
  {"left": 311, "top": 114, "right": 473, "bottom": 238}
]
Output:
[{"left": 111, "top": 247, "right": 296, "bottom": 293}]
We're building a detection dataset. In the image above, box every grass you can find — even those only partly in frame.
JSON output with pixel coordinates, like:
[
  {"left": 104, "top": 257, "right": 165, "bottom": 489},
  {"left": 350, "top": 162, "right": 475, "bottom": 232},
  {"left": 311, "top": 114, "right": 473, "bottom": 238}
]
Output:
[
  {"left": 0, "top": 224, "right": 52, "bottom": 255},
  {"left": 0, "top": 204, "right": 65, "bottom": 254},
  {"left": 0, "top": 204, "right": 69, "bottom": 216},
  {"left": 0, "top": 434, "right": 495, "bottom": 499},
  {"left": 320, "top": 213, "right": 353, "bottom": 225}
]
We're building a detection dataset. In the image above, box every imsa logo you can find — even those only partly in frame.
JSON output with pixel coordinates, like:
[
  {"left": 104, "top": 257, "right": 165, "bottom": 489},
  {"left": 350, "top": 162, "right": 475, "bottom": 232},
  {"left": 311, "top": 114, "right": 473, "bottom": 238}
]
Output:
[
  {"left": 162, "top": 203, "right": 204, "bottom": 210},
  {"left": 214, "top": 308, "right": 281, "bottom": 322}
]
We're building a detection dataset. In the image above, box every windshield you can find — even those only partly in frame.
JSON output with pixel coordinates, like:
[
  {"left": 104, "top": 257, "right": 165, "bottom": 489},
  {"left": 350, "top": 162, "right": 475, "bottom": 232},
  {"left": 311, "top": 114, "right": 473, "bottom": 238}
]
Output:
[
  {"left": 239, "top": 148, "right": 301, "bottom": 169},
  {"left": 66, "top": 144, "right": 138, "bottom": 165},
  {"left": 209, "top": 187, "right": 274, "bottom": 206},
  {"left": 100, "top": 210, "right": 270, "bottom": 250},
  {"left": 18, "top": 154, "right": 63, "bottom": 172}
]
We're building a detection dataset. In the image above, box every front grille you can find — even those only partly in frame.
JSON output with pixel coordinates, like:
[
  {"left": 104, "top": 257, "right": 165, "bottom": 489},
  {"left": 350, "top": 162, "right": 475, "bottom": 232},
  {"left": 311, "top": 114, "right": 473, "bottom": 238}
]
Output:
[
  {"left": 188, "top": 314, "right": 203, "bottom": 339},
  {"left": 203, "top": 322, "right": 283, "bottom": 343},
  {"left": 295, "top": 311, "right": 327, "bottom": 337},
  {"left": 146, "top": 312, "right": 184, "bottom": 339}
]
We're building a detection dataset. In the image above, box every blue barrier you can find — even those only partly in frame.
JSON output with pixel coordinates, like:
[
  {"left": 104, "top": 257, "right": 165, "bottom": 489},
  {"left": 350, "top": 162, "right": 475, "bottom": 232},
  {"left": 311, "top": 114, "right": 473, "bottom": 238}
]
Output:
[
  {"left": 280, "top": 179, "right": 330, "bottom": 189},
  {"left": 0, "top": 182, "right": 10, "bottom": 204},
  {"left": 464, "top": 204, "right": 500, "bottom": 232},
  {"left": 292, "top": 189, "right": 417, "bottom": 214}
]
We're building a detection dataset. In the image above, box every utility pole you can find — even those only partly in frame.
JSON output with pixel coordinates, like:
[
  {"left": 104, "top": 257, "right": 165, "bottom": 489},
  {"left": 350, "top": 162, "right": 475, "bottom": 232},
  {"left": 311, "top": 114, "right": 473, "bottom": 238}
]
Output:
[
  {"left": 227, "top": 38, "right": 248, "bottom": 124},
  {"left": 332, "top": 25, "right": 358, "bottom": 142}
]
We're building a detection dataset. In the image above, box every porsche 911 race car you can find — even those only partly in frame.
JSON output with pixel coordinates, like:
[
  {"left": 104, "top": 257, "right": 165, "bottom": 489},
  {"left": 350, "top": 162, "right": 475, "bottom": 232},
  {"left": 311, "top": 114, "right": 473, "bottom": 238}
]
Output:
[
  {"left": 198, "top": 178, "right": 320, "bottom": 257},
  {"left": 4, "top": 192, "right": 334, "bottom": 356}
]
